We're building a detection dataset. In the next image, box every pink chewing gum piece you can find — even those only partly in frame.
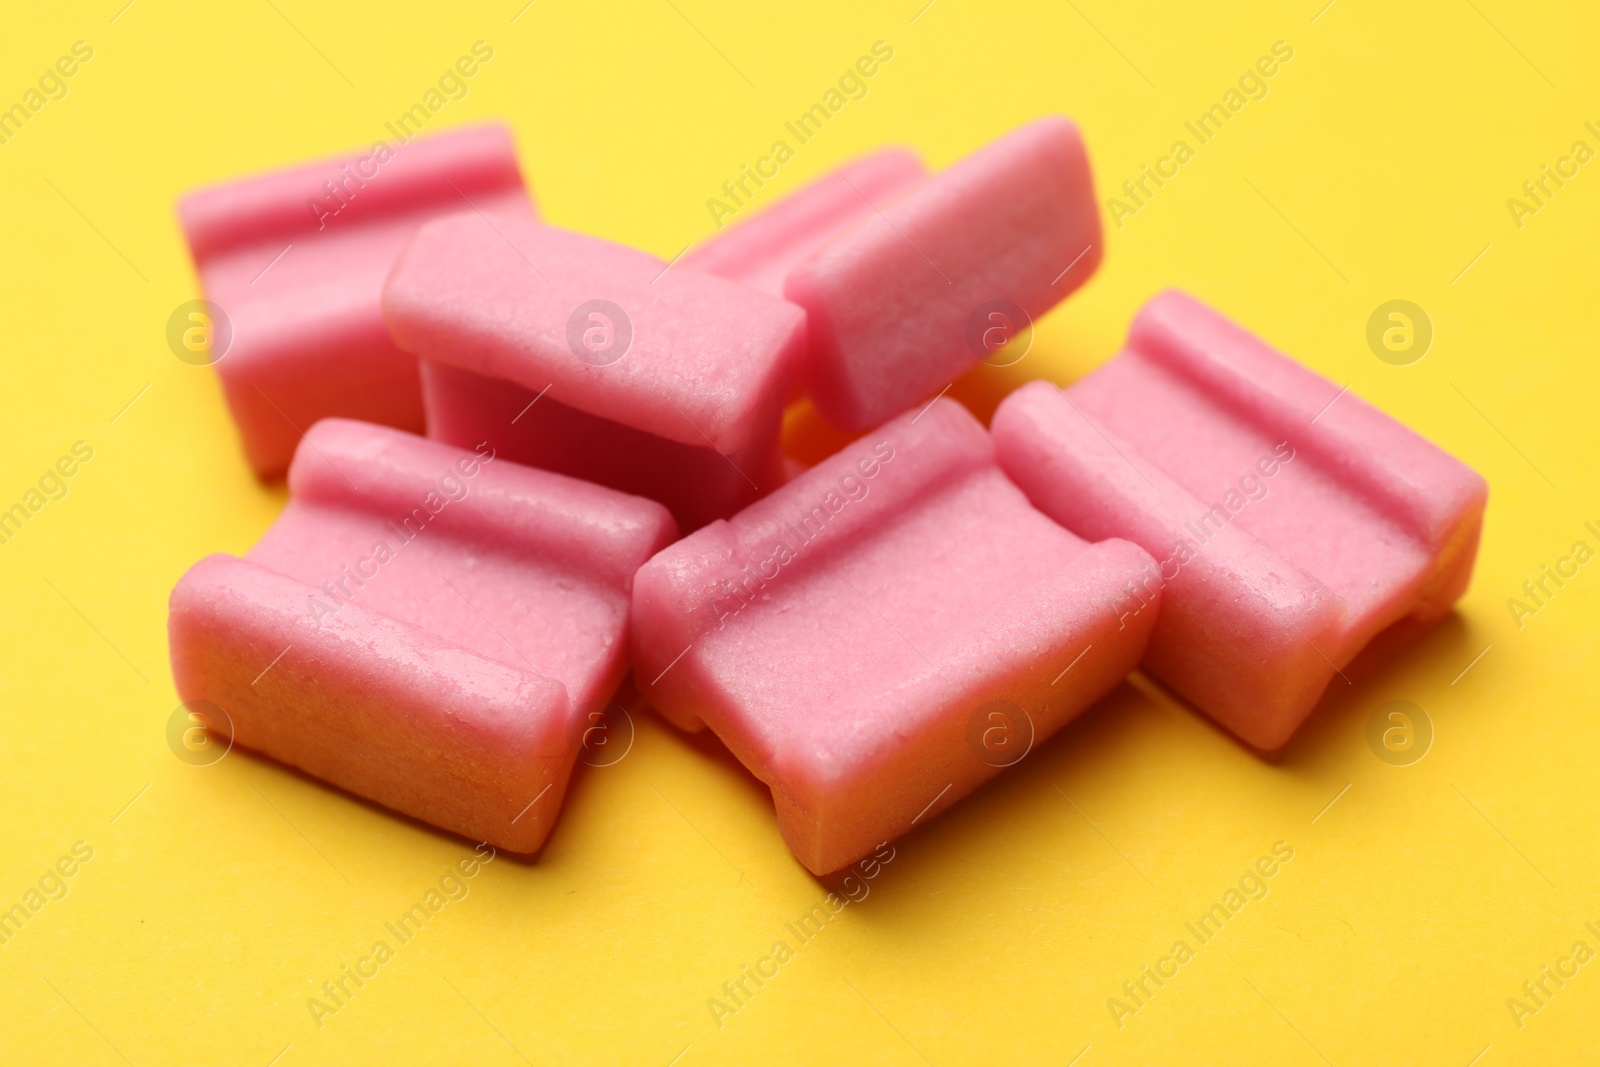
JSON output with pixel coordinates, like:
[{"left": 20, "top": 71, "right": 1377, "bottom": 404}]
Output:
[
  {"left": 631, "top": 398, "right": 1159, "bottom": 875},
  {"left": 680, "top": 148, "right": 929, "bottom": 296},
  {"left": 177, "top": 124, "right": 536, "bottom": 479},
  {"left": 784, "top": 117, "right": 1103, "bottom": 432},
  {"left": 168, "top": 419, "right": 675, "bottom": 852},
  {"left": 992, "top": 290, "right": 1488, "bottom": 750},
  {"left": 382, "top": 216, "right": 806, "bottom": 530}
]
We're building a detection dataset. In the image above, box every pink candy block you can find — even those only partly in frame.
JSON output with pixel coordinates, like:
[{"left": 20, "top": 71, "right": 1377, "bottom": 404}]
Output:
[
  {"left": 992, "top": 291, "right": 1488, "bottom": 750},
  {"left": 681, "top": 148, "right": 928, "bottom": 296},
  {"left": 784, "top": 117, "right": 1103, "bottom": 431},
  {"left": 383, "top": 216, "right": 805, "bottom": 530},
  {"left": 168, "top": 419, "right": 675, "bottom": 852},
  {"left": 631, "top": 398, "right": 1159, "bottom": 875},
  {"left": 178, "top": 124, "right": 536, "bottom": 478}
]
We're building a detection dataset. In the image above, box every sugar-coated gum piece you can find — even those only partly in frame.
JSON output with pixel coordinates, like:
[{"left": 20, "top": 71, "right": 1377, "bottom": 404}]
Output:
[
  {"left": 383, "top": 217, "right": 804, "bottom": 454},
  {"left": 784, "top": 117, "right": 1102, "bottom": 431},
  {"left": 632, "top": 398, "right": 1159, "bottom": 875},
  {"left": 991, "top": 290, "right": 1488, "bottom": 750},
  {"left": 177, "top": 124, "right": 535, "bottom": 478},
  {"left": 168, "top": 419, "right": 676, "bottom": 852},
  {"left": 680, "top": 148, "right": 929, "bottom": 296},
  {"left": 382, "top": 216, "right": 805, "bottom": 526},
  {"left": 170, "top": 555, "right": 573, "bottom": 852}
]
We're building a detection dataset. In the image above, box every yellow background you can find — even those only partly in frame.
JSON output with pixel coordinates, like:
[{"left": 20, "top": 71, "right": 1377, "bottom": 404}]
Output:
[{"left": 2, "top": 1, "right": 1596, "bottom": 1063}]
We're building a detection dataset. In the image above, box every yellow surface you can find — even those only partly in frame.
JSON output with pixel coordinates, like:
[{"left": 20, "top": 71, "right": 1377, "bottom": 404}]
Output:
[{"left": 2, "top": 2, "right": 1596, "bottom": 1063}]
